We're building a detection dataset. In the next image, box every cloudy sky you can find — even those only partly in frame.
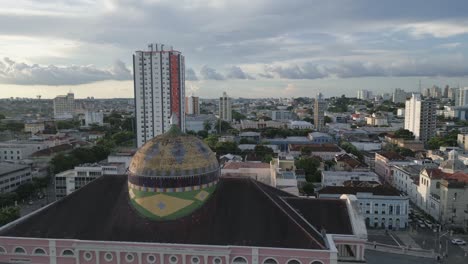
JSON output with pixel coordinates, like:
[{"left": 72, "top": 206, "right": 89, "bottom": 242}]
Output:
[{"left": 1, "top": 0, "right": 468, "bottom": 99}]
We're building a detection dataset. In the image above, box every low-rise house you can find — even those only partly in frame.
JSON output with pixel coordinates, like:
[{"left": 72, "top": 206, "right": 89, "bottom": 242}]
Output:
[
  {"left": 307, "top": 132, "right": 334, "bottom": 144},
  {"left": 289, "top": 144, "right": 346, "bottom": 160},
  {"left": 374, "top": 151, "right": 411, "bottom": 184},
  {"left": 334, "top": 153, "right": 369, "bottom": 172}
]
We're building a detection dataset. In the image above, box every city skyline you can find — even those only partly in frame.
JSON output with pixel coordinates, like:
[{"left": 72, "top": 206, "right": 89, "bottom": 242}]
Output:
[{"left": 2, "top": 0, "right": 468, "bottom": 98}]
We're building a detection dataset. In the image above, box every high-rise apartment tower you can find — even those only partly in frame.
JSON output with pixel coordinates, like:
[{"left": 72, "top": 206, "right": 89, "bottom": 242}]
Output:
[
  {"left": 133, "top": 43, "right": 185, "bottom": 147},
  {"left": 219, "top": 92, "right": 232, "bottom": 122},
  {"left": 185, "top": 95, "right": 200, "bottom": 115},
  {"left": 314, "top": 92, "right": 326, "bottom": 132},
  {"left": 404, "top": 93, "right": 436, "bottom": 143},
  {"left": 53, "top": 92, "right": 75, "bottom": 119}
]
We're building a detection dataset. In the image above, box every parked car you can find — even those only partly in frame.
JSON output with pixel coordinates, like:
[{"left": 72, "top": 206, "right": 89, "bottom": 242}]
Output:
[
  {"left": 418, "top": 223, "right": 426, "bottom": 228},
  {"left": 451, "top": 239, "right": 466, "bottom": 245}
]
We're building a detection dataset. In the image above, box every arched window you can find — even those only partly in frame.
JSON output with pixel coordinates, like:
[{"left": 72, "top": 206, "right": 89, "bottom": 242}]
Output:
[
  {"left": 0, "top": 247, "right": 6, "bottom": 254},
  {"left": 310, "top": 261, "right": 323, "bottom": 264},
  {"left": 287, "top": 259, "right": 301, "bottom": 264},
  {"left": 232, "top": 257, "right": 248, "bottom": 264},
  {"left": 263, "top": 258, "right": 278, "bottom": 264},
  {"left": 33, "top": 248, "right": 47, "bottom": 255},
  {"left": 13, "top": 247, "right": 26, "bottom": 255},
  {"left": 61, "top": 249, "right": 75, "bottom": 257}
]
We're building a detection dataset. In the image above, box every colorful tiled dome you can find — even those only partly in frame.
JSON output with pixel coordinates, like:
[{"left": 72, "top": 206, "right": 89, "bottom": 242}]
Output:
[{"left": 128, "top": 125, "right": 219, "bottom": 220}]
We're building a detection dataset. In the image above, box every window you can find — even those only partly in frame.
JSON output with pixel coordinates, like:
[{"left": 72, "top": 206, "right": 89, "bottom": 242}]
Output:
[
  {"left": 13, "top": 247, "right": 26, "bottom": 255},
  {"left": 33, "top": 248, "right": 46, "bottom": 255},
  {"left": 263, "top": 258, "right": 278, "bottom": 264},
  {"left": 232, "top": 257, "right": 248, "bottom": 264},
  {"left": 287, "top": 260, "right": 301, "bottom": 264},
  {"left": 126, "top": 253, "right": 135, "bottom": 263},
  {"left": 310, "top": 262, "right": 324, "bottom": 264},
  {"left": 105, "top": 252, "right": 113, "bottom": 262},
  {"left": 62, "top": 249, "right": 75, "bottom": 256},
  {"left": 192, "top": 256, "right": 201, "bottom": 264},
  {"left": 213, "top": 257, "right": 222, "bottom": 264},
  {"left": 147, "top": 254, "right": 157, "bottom": 263},
  {"left": 170, "top": 255, "right": 179, "bottom": 264},
  {"left": 84, "top": 251, "right": 93, "bottom": 261}
]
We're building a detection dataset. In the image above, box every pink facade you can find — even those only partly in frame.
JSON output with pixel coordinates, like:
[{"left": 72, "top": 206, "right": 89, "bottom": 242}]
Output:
[{"left": 0, "top": 237, "right": 332, "bottom": 264}]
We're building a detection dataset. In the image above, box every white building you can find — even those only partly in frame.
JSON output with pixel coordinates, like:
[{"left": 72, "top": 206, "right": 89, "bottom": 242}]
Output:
[
  {"left": 314, "top": 93, "right": 326, "bottom": 131},
  {"left": 0, "top": 163, "right": 32, "bottom": 193},
  {"left": 288, "top": 120, "right": 313, "bottom": 130},
  {"left": 365, "top": 113, "right": 388, "bottom": 126},
  {"left": 24, "top": 122, "right": 45, "bottom": 134},
  {"left": 392, "top": 164, "right": 422, "bottom": 204},
  {"left": 185, "top": 95, "right": 200, "bottom": 115},
  {"left": 321, "top": 171, "right": 380, "bottom": 187},
  {"left": 84, "top": 111, "right": 104, "bottom": 127},
  {"left": 219, "top": 92, "right": 232, "bottom": 122},
  {"left": 55, "top": 162, "right": 126, "bottom": 198},
  {"left": 457, "top": 87, "right": 468, "bottom": 106},
  {"left": 133, "top": 43, "right": 185, "bottom": 148},
  {"left": 357, "top": 90, "right": 372, "bottom": 100},
  {"left": 0, "top": 141, "right": 48, "bottom": 161},
  {"left": 318, "top": 186, "right": 409, "bottom": 229},
  {"left": 270, "top": 157, "right": 299, "bottom": 196},
  {"left": 270, "top": 110, "right": 294, "bottom": 121},
  {"left": 404, "top": 93, "right": 436, "bottom": 143},
  {"left": 53, "top": 92, "right": 75, "bottom": 119}
]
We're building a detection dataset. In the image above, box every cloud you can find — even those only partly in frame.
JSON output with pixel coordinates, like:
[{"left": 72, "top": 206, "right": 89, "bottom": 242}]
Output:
[
  {"left": 258, "top": 58, "right": 468, "bottom": 80},
  {"left": 225, "top": 66, "right": 255, "bottom": 79},
  {"left": 397, "top": 21, "right": 468, "bottom": 38},
  {"left": 437, "top": 42, "right": 461, "bottom": 49},
  {"left": 186, "top": 68, "right": 198, "bottom": 81},
  {"left": 0, "top": 58, "right": 131, "bottom": 85},
  {"left": 200, "top": 65, "right": 225, "bottom": 80},
  {"left": 265, "top": 63, "right": 328, "bottom": 79},
  {"left": 283, "top": 83, "right": 298, "bottom": 96}
]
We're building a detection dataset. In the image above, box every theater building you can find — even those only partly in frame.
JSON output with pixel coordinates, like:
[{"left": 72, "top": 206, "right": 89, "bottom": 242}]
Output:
[{"left": 0, "top": 124, "right": 368, "bottom": 264}]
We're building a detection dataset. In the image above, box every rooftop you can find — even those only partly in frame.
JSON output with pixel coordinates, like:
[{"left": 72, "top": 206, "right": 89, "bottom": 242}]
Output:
[
  {"left": 223, "top": 162, "right": 270, "bottom": 170},
  {"left": 377, "top": 151, "right": 406, "bottom": 161},
  {"left": 290, "top": 144, "right": 343, "bottom": 152},
  {"left": 0, "top": 175, "right": 354, "bottom": 250},
  {"left": 318, "top": 185, "right": 401, "bottom": 196},
  {"left": 0, "top": 163, "right": 30, "bottom": 176}
]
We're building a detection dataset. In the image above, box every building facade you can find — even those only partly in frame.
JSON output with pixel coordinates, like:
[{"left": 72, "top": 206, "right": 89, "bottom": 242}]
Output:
[
  {"left": 84, "top": 111, "right": 104, "bottom": 127},
  {"left": 270, "top": 110, "right": 294, "bottom": 121},
  {"left": 133, "top": 43, "right": 186, "bottom": 147},
  {"left": 185, "top": 95, "right": 200, "bottom": 115},
  {"left": 219, "top": 92, "right": 232, "bottom": 122},
  {"left": 404, "top": 93, "right": 436, "bottom": 143},
  {"left": 321, "top": 171, "right": 380, "bottom": 187},
  {"left": 53, "top": 92, "right": 75, "bottom": 119},
  {"left": 24, "top": 122, "right": 45, "bottom": 134},
  {"left": 392, "top": 88, "right": 407, "bottom": 104},
  {"left": 314, "top": 93, "right": 325, "bottom": 132},
  {"left": 0, "top": 163, "right": 32, "bottom": 193},
  {"left": 318, "top": 186, "right": 409, "bottom": 229}
]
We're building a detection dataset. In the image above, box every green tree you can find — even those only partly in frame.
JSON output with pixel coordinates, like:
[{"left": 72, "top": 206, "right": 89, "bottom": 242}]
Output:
[
  {"left": 203, "top": 120, "right": 212, "bottom": 131},
  {"left": 15, "top": 183, "right": 36, "bottom": 201},
  {"left": 197, "top": 130, "right": 209, "bottom": 139},
  {"left": 324, "top": 116, "right": 333, "bottom": 124},
  {"left": 0, "top": 206, "right": 20, "bottom": 226},
  {"left": 215, "top": 141, "right": 239, "bottom": 156},
  {"left": 204, "top": 135, "right": 219, "bottom": 150},
  {"left": 302, "top": 183, "right": 315, "bottom": 196},
  {"left": 232, "top": 111, "right": 247, "bottom": 121},
  {"left": 393, "top": 128, "right": 415, "bottom": 140},
  {"left": 295, "top": 157, "right": 322, "bottom": 182},
  {"left": 0, "top": 113, "right": 5, "bottom": 120}
]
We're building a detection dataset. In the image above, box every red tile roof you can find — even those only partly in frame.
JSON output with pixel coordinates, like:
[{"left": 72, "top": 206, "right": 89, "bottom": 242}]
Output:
[{"left": 378, "top": 151, "right": 406, "bottom": 161}]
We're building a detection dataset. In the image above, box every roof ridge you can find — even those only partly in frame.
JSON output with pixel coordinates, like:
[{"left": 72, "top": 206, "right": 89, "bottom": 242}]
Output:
[{"left": 250, "top": 179, "right": 327, "bottom": 249}]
